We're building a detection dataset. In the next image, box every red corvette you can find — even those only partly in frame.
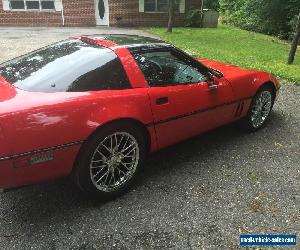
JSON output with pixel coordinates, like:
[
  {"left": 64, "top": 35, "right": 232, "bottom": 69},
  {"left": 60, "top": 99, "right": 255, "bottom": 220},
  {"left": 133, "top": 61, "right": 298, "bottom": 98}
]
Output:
[{"left": 0, "top": 35, "right": 280, "bottom": 198}]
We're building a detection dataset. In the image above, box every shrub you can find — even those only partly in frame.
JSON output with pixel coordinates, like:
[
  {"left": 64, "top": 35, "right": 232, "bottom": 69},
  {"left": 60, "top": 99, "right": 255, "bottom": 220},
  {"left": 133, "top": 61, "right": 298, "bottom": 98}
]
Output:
[{"left": 219, "top": 0, "right": 300, "bottom": 40}]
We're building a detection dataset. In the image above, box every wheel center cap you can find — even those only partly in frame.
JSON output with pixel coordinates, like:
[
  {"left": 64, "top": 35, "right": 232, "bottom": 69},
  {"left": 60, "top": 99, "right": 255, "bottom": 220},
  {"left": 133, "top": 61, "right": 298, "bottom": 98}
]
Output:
[{"left": 108, "top": 155, "right": 122, "bottom": 167}]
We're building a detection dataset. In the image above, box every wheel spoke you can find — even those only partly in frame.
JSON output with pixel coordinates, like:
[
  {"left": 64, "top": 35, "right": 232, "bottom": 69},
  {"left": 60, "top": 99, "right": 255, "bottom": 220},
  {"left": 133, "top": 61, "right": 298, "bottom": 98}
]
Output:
[
  {"left": 115, "top": 134, "right": 124, "bottom": 152},
  {"left": 114, "top": 133, "right": 118, "bottom": 150},
  {"left": 123, "top": 148, "right": 136, "bottom": 157},
  {"left": 102, "top": 143, "right": 112, "bottom": 154},
  {"left": 104, "top": 171, "right": 110, "bottom": 185},
  {"left": 120, "top": 161, "right": 131, "bottom": 171},
  {"left": 96, "top": 149, "right": 107, "bottom": 162},
  {"left": 111, "top": 169, "right": 116, "bottom": 185},
  {"left": 121, "top": 143, "right": 135, "bottom": 153},
  {"left": 92, "top": 166, "right": 106, "bottom": 178},
  {"left": 96, "top": 170, "right": 109, "bottom": 185},
  {"left": 108, "top": 171, "right": 114, "bottom": 186},
  {"left": 91, "top": 158, "right": 104, "bottom": 163},
  {"left": 110, "top": 136, "right": 114, "bottom": 152},
  {"left": 117, "top": 166, "right": 126, "bottom": 177},
  {"left": 91, "top": 164, "right": 106, "bottom": 169},
  {"left": 122, "top": 136, "right": 130, "bottom": 151}
]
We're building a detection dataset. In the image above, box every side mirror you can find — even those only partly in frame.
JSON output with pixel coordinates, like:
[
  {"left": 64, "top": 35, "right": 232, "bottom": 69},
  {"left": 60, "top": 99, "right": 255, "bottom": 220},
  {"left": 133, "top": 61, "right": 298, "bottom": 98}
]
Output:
[{"left": 206, "top": 72, "right": 219, "bottom": 90}]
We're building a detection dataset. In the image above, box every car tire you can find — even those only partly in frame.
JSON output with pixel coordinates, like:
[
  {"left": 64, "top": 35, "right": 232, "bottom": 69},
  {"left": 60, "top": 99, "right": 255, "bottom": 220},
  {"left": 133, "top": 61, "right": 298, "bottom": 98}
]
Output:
[
  {"left": 73, "top": 121, "right": 146, "bottom": 200},
  {"left": 240, "top": 85, "right": 275, "bottom": 132}
]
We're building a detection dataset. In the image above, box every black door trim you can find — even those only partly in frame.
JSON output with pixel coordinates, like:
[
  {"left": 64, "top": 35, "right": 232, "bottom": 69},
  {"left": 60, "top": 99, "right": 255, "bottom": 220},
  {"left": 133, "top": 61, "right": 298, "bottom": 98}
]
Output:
[{"left": 146, "top": 96, "right": 252, "bottom": 127}]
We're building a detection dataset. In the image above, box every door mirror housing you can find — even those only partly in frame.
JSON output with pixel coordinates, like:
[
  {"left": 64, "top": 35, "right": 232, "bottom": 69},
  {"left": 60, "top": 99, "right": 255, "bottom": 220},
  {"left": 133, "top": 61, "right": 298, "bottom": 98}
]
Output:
[{"left": 206, "top": 72, "right": 219, "bottom": 90}]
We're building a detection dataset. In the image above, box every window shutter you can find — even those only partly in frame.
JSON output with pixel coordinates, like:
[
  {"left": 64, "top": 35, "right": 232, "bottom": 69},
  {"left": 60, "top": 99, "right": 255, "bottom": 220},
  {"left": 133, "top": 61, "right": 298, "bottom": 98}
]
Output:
[
  {"left": 179, "top": 0, "right": 185, "bottom": 13},
  {"left": 139, "top": 0, "right": 144, "bottom": 12},
  {"left": 2, "top": 0, "right": 10, "bottom": 11},
  {"left": 54, "top": 0, "right": 62, "bottom": 11}
]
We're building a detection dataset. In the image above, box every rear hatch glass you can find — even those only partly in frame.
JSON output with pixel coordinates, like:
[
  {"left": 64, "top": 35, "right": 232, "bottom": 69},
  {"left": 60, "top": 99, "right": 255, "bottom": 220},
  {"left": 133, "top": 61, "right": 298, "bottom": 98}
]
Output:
[{"left": 0, "top": 39, "right": 128, "bottom": 93}]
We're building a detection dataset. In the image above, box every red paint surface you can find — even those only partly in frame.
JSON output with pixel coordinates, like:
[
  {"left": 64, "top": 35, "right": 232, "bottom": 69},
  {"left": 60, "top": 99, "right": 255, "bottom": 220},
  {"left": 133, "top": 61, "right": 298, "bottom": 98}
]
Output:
[{"left": 0, "top": 36, "right": 280, "bottom": 189}]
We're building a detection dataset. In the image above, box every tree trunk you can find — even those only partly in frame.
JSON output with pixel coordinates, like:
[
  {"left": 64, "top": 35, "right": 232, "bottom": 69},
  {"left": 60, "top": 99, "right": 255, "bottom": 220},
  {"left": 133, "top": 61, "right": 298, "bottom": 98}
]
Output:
[
  {"left": 167, "top": 0, "right": 175, "bottom": 32},
  {"left": 288, "top": 12, "right": 300, "bottom": 65},
  {"left": 200, "top": 0, "right": 204, "bottom": 28}
]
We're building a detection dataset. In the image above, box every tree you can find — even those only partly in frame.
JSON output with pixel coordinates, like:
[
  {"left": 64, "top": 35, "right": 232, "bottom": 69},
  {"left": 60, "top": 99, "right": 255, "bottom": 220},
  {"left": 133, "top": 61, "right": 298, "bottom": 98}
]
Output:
[
  {"left": 200, "top": 0, "right": 204, "bottom": 28},
  {"left": 288, "top": 12, "right": 300, "bottom": 64},
  {"left": 219, "top": 0, "right": 300, "bottom": 40},
  {"left": 167, "top": 0, "right": 175, "bottom": 32}
]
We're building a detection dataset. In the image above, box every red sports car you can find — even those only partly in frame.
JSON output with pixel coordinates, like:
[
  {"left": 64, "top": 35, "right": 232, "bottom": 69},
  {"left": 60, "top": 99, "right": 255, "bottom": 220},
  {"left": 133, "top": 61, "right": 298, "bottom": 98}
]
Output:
[{"left": 0, "top": 35, "right": 280, "bottom": 198}]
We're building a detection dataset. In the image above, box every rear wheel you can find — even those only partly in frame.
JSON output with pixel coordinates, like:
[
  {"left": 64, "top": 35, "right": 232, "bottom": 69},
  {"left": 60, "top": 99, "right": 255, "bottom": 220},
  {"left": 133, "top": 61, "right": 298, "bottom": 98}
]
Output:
[
  {"left": 240, "top": 85, "right": 275, "bottom": 132},
  {"left": 74, "top": 122, "right": 146, "bottom": 199}
]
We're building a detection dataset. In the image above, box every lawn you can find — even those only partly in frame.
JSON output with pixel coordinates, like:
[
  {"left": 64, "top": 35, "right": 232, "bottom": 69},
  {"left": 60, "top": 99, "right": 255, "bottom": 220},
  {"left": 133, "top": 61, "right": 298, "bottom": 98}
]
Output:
[{"left": 146, "top": 25, "right": 300, "bottom": 84}]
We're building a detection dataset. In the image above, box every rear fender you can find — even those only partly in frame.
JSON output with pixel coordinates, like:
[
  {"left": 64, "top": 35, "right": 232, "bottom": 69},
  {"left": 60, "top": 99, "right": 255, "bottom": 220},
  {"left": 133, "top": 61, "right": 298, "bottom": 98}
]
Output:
[
  {"left": 0, "top": 125, "right": 13, "bottom": 159},
  {"left": 82, "top": 90, "right": 158, "bottom": 152},
  {"left": 0, "top": 76, "right": 17, "bottom": 102}
]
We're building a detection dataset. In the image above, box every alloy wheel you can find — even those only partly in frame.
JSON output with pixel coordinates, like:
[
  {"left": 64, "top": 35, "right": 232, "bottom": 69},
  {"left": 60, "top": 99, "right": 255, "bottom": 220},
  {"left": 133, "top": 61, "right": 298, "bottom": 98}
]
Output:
[
  {"left": 250, "top": 90, "right": 273, "bottom": 128},
  {"left": 89, "top": 132, "right": 140, "bottom": 192}
]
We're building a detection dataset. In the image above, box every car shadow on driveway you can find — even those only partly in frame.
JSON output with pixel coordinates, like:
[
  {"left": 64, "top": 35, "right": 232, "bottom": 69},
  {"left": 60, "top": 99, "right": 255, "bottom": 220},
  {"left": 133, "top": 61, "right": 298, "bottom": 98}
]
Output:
[{"left": 0, "top": 110, "right": 287, "bottom": 226}]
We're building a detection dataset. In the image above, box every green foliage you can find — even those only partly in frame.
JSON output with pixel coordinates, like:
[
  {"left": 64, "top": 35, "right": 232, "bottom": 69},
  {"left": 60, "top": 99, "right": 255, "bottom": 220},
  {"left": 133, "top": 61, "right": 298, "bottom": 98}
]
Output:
[
  {"left": 219, "top": 0, "right": 300, "bottom": 40},
  {"left": 185, "top": 9, "right": 202, "bottom": 27},
  {"left": 146, "top": 25, "right": 300, "bottom": 84}
]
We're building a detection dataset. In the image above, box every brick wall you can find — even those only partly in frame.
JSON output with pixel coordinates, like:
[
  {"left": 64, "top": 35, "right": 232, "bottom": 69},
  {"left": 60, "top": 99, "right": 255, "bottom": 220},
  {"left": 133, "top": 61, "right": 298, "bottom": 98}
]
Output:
[
  {"left": 0, "top": 1, "right": 62, "bottom": 26},
  {"left": 0, "top": 0, "right": 200, "bottom": 27},
  {"left": 109, "top": 0, "right": 201, "bottom": 27},
  {"left": 63, "top": 0, "right": 95, "bottom": 27},
  {"left": 0, "top": 0, "right": 95, "bottom": 26}
]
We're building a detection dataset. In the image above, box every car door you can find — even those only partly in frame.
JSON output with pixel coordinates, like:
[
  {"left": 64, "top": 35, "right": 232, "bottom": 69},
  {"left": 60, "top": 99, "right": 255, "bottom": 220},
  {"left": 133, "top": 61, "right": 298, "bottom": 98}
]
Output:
[{"left": 132, "top": 48, "right": 235, "bottom": 149}]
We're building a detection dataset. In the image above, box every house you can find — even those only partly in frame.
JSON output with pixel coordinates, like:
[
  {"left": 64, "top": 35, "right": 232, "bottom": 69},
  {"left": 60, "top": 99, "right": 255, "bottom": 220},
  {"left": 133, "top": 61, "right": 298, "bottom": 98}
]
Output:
[{"left": 0, "top": 0, "right": 201, "bottom": 27}]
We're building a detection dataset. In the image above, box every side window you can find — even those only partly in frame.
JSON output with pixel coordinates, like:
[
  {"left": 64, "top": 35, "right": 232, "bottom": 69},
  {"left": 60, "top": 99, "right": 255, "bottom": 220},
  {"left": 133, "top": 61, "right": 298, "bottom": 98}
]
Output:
[
  {"left": 132, "top": 50, "right": 207, "bottom": 87},
  {"left": 67, "top": 57, "right": 131, "bottom": 92}
]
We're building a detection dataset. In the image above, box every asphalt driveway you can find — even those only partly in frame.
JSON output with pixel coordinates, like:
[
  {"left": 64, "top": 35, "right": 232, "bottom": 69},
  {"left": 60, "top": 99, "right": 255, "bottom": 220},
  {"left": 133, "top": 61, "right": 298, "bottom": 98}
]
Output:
[{"left": 0, "top": 27, "right": 299, "bottom": 249}]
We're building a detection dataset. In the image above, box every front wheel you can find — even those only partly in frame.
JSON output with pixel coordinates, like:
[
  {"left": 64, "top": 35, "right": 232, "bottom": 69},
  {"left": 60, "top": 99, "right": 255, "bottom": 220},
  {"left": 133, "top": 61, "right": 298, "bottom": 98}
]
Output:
[
  {"left": 73, "top": 122, "right": 146, "bottom": 199},
  {"left": 240, "top": 85, "right": 275, "bottom": 132}
]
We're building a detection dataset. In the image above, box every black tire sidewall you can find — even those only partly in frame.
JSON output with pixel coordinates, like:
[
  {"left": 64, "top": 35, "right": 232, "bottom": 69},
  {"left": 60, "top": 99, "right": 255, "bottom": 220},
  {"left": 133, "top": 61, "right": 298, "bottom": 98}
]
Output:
[{"left": 74, "top": 122, "right": 146, "bottom": 199}]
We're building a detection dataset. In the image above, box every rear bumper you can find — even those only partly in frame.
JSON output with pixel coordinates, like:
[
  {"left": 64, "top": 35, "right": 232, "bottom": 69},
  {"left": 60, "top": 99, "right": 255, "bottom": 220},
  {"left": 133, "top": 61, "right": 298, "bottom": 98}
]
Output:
[
  {"left": 0, "top": 145, "right": 80, "bottom": 190},
  {"left": 0, "top": 160, "right": 18, "bottom": 189}
]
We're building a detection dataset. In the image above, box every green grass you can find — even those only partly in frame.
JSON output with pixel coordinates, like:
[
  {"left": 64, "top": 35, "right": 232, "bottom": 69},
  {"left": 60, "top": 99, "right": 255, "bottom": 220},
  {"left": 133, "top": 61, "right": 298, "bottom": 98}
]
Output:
[{"left": 146, "top": 25, "right": 300, "bottom": 84}]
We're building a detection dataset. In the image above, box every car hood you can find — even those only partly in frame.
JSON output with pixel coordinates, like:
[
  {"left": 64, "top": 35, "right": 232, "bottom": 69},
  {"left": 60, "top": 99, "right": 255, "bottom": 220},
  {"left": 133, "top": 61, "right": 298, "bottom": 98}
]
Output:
[
  {"left": 197, "top": 58, "right": 257, "bottom": 79},
  {"left": 196, "top": 58, "right": 275, "bottom": 99}
]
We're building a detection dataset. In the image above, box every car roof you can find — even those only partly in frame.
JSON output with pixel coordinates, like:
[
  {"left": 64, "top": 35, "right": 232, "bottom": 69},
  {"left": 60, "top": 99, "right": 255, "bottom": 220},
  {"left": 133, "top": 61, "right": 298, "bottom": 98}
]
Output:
[{"left": 79, "top": 34, "right": 172, "bottom": 50}]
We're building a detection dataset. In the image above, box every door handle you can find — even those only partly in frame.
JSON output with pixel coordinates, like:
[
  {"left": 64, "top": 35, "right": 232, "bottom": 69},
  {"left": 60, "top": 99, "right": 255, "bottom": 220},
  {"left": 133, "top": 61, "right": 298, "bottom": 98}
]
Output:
[
  {"left": 208, "top": 84, "right": 218, "bottom": 90},
  {"left": 156, "top": 97, "right": 169, "bottom": 105}
]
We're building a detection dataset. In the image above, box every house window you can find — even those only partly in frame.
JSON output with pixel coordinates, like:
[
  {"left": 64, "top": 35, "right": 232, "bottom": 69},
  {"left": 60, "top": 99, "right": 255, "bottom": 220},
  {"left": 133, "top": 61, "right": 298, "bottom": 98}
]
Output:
[
  {"left": 144, "top": 0, "right": 180, "bottom": 12},
  {"left": 9, "top": 0, "right": 55, "bottom": 11},
  {"left": 26, "top": 1, "right": 40, "bottom": 10},
  {"left": 10, "top": 0, "right": 24, "bottom": 9},
  {"left": 41, "top": 0, "right": 55, "bottom": 10}
]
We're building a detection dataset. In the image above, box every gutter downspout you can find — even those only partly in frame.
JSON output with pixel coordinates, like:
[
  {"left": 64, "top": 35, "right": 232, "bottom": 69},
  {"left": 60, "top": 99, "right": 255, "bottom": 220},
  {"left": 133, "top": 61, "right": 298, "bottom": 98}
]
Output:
[{"left": 61, "top": 0, "right": 65, "bottom": 26}]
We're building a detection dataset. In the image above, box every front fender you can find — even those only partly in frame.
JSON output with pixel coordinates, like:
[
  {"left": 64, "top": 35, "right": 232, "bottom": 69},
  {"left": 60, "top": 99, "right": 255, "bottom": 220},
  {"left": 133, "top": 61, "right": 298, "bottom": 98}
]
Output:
[
  {"left": 252, "top": 71, "right": 280, "bottom": 93},
  {"left": 224, "top": 70, "right": 279, "bottom": 101}
]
